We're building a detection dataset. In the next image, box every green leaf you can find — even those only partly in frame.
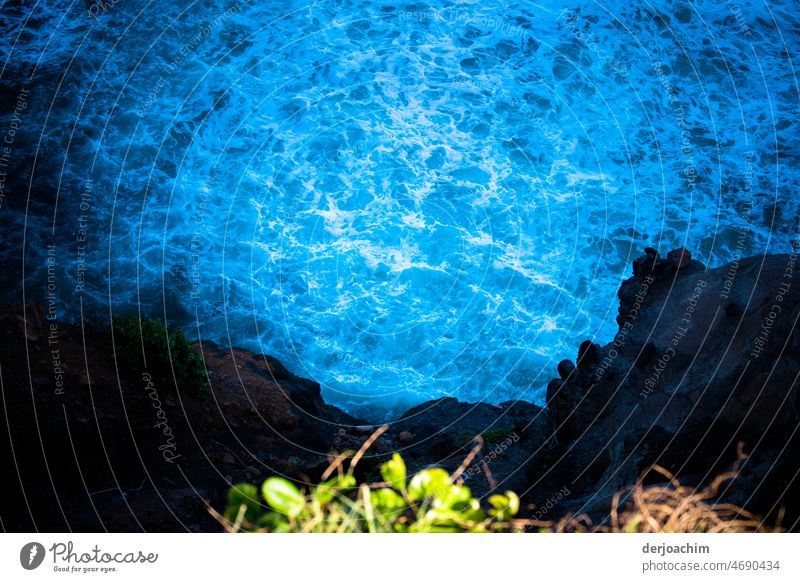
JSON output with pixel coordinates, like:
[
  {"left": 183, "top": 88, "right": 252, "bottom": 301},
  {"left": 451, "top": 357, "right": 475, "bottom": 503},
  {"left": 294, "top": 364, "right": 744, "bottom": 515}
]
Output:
[
  {"left": 380, "top": 453, "right": 407, "bottom": 491},
  {"left": 411, "top": 507, "right": 481, "bottom": 532},
  {"left": 372, "top": 488, "right": 406, "bottom": 515},
  {"left": 488, "top": 491, "right": 520, "bottom": 519},
  {"left": 257, "top": 511, "right": 291, "bottom": 532},
  {"left": 462, "top": 506, "right": 487, "bottom": 523},
  {"left": 226, "top": 483, "right": 261, "bottom": 522},
  {"left": 261, "top": 477, "right": 306, "bottom": 519},
  {"left": 313, "top": 474, "right": 357, "bottom": 505},
  {"left": 408, "top": 468, "right": 450, "bottom": 501},
  {"left": 506, "top": 491, "right": 520, "bottom": 515},
  {"left": 432, "top": 484, "right": 473, "bottom": 510}
]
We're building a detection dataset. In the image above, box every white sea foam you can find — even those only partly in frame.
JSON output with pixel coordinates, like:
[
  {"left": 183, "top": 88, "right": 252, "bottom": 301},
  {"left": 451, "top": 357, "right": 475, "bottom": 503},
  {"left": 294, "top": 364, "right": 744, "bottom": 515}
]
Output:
[{"left": 1, "top": 0, "right": 797, "bottom": 420}]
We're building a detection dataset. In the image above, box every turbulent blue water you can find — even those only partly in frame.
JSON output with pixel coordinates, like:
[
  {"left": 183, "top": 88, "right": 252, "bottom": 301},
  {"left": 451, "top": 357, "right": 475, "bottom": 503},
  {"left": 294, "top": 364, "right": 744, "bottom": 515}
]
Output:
[{"left": 1, "top": 0, "right": 798, "bottom": 420}]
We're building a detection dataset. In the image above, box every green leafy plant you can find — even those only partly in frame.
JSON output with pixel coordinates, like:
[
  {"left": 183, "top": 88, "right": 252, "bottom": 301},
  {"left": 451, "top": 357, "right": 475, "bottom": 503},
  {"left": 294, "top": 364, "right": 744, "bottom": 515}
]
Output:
[
  {"left": 217, "top": 427, "right": 524, "bottom": 533},
  {"left": 112, "top": 315, "right": 209, "bottom": 395}
]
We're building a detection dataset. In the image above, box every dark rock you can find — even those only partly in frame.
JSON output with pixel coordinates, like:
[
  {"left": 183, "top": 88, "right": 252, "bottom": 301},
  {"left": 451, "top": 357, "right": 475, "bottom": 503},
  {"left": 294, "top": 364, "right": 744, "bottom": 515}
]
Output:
[
  {"left": 632, "top": 253, "right": 657, "bottom": 276},
  {"left": 667, "top": 247, "right": 692, "bottom": 268},
  {"left": 725, "top": 302, "right": 741, "bottom": 317},
  {"left": 393, "top": 397, "right": 550, "bottom": 497},
  {"left": 538, "top": 253, "right": 799, "bottom": 526},
  {"left": 557, "top": 359, "right": 576, "bottom": 380},
  {"left": 635, "top": 341, "right": 657, "bottom": 368},
  {"left": 576, "top": 340, "right": 600, "bottom": 370},
  {"left": 546, "top": 378, "right": 562, "bottom": 409},
  {"left": 0, "top": 312, "right": 360, "bottom": 532}
]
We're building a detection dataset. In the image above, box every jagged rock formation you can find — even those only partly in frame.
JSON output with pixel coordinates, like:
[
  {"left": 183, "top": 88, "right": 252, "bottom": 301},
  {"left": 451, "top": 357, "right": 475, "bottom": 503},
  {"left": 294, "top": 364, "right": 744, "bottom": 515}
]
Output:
[{"left": 543, "top": 249, "right": 799, "bottom": 523}]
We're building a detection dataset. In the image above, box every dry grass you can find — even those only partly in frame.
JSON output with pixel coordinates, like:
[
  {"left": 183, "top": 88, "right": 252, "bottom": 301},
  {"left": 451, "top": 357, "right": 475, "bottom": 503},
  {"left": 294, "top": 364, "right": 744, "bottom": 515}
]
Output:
[{"left": 546, "top": 447, "right": 782, "bottom": 533}]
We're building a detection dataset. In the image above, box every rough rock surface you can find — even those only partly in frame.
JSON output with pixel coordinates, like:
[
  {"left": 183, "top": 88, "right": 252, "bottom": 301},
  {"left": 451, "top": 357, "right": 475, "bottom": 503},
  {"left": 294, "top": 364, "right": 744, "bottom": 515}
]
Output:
[
  {"left": 1, "top": 248, "right": 798, "bottom": 531},
  {"left": 544, "top": 250, "right": 800, "bottom": 523},
  {"left": 391, "top": 397, "right": 551, "bottom": 496},
  {"left": 0, "top": 315, "right": 359, "bottom": 531}
]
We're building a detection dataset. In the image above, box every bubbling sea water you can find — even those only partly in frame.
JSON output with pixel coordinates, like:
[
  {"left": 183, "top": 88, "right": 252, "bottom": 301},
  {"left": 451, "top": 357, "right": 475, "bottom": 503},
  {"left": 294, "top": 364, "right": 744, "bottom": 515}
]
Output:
[{"left": 1, "top": 0, "right": 798, "bottom": 420}]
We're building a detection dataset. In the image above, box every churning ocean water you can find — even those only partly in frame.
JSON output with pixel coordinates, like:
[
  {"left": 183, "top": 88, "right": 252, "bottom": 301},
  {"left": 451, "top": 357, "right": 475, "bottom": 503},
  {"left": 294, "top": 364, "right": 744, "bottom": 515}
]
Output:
[{"left": 1, "top": 0, "right": 798, "bottom": 420}]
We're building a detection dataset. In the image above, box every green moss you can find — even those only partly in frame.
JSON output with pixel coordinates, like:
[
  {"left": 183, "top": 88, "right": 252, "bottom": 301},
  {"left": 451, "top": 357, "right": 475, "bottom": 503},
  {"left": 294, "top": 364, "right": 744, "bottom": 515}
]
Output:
[
  {"left": 481, "top": 426, "right": 515, "bottom": 444},
  {"left": 112, "top": 315, "right": 209, "bottom": 396}
]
